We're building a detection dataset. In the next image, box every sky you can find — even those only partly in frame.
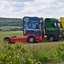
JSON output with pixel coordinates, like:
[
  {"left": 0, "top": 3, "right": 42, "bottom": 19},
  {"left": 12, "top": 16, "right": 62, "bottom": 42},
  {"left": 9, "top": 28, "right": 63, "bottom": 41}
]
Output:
[{"left": 0, "top": 0, "right": 64, "bottom": 18}]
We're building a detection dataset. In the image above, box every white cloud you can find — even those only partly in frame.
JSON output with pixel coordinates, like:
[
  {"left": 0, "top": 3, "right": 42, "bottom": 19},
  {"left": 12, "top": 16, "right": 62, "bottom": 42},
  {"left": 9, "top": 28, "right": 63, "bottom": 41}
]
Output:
[
  {"left": 7, "top": 0, "right": 34, "bottom": 2},
  {"left": 0, "top": 0, "right": 64, "bottom": 18}
]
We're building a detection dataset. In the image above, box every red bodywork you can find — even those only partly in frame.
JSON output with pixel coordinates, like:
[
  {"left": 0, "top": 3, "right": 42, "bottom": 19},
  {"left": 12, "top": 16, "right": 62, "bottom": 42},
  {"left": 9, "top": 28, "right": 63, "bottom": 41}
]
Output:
[{"left": 10, "top": 33, "right": 43, "bottom": 43}]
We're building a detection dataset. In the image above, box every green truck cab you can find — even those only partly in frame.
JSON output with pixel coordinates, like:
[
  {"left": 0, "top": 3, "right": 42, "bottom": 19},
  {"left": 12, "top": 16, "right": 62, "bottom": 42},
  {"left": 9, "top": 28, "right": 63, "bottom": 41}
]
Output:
[{"left": 44, "top": 18, "right": 63, "bottom": 42}]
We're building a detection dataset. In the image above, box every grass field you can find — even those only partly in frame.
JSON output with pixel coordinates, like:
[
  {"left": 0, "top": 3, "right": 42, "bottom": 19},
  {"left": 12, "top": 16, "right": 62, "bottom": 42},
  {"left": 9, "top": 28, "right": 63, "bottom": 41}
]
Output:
[
  {"left": 0, "top": 26, "right": 21, "bottom": 29},
  {"left": 0, "top": 31, "right": 64, "bottom": 64},
  {"left": 0, "top": 31, "right": 23, "bottom": 42},
  {"left": 0, "top": 26, "right": 22, "bottom": 31},
  {"left": 0, "top": 31, "right": 64, "bottom": 50}
]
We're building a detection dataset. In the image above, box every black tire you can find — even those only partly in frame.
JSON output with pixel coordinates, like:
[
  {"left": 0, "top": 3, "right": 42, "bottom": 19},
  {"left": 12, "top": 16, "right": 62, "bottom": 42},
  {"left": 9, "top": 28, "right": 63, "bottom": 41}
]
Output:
[
  {"left": 28, "top": 36, "right": 36, "bottom": 43},
  {"left": 48, "top": 36, "right": 54, "bottom": 42},
  {"left": 4, "top": 38, "right": 10, "bottom": 44}
]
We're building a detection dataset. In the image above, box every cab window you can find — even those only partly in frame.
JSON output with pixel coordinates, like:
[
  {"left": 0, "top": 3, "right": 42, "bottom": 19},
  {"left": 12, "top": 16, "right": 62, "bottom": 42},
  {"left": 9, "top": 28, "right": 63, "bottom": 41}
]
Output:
[
  {"left": 58, "top": 22, "right": 62, "bottom": 28},
  {"left": 51, "top": 22, "right": 57, "bottom": 28},
  {"left": 27, "top": 23, "right": 40, "bottom": 29}
]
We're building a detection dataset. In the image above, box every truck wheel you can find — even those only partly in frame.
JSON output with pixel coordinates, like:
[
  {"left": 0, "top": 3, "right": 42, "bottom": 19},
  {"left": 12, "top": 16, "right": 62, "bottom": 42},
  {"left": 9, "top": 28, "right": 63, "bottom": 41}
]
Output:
[
  {"left": 4, "top": 38, "right": 10, "bottom": 44},
  {"left": 28, "top": 36, "right": 35, "bottom": 43},
  {"left": 48, "top": 36, "right": 54, "bottom": 42}
]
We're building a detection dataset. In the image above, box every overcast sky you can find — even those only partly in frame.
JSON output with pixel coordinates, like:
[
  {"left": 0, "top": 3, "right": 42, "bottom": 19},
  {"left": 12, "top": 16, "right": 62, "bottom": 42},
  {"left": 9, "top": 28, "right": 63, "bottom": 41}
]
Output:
[{"left": 0, "top": 0, "right": 64, "bottom": 18}]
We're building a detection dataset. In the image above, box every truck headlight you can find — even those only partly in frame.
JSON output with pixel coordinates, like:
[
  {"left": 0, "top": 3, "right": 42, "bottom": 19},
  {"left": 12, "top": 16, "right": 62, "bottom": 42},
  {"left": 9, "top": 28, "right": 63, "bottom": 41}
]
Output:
[{"left": 44, "top": 35, "right": 47, "bottom": 38}]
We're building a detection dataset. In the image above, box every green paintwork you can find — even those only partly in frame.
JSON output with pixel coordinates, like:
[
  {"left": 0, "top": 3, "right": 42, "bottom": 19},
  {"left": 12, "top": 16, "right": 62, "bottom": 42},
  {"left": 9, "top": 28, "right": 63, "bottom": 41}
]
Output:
[{"left": 45, "top": 18, "right": 61, "bottom": 33}]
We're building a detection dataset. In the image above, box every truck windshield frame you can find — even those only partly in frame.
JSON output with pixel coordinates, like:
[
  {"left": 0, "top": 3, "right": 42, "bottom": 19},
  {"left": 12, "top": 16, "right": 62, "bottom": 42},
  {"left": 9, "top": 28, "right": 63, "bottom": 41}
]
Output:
[
  {"left": 27, "top": 22, "right": 41, "bottom": 30},
  {"left": 51, "top": 22, "right": 57, "bottom": 28},
  {"left": 28, "top": 23, "right": 39, "bottom": 29},
  {"left": 51, "top": 21, "right": 62, "bottom": 28},
  {"left": 57, "top": 22, "right": 62, "bottom": 28}
]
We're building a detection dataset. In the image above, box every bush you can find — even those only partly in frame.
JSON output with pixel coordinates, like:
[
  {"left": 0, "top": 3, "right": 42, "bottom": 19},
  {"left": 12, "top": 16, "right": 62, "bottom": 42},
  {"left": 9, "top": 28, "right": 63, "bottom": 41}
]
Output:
[
  {"left": 55, "top": 43, "right": 64, "bottom": 62},
  {"left": 0, "top": 43, "right": 64, "bottom": 64},
  {"left": 0, "top": 29, "right": 2, "bottom": 31},
  {"left": 10, "top": 28, "right": 23, "bottom": 31}
]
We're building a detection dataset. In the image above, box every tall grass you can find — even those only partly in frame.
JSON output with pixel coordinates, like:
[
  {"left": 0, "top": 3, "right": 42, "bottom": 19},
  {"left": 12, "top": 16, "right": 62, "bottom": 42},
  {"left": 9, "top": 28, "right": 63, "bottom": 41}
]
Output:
[
  {"left": 0, "top": 43, "right": 64, "bottom": 64},
  {"left": 0, "top": 31, "right": 64, "bottom": 64}
]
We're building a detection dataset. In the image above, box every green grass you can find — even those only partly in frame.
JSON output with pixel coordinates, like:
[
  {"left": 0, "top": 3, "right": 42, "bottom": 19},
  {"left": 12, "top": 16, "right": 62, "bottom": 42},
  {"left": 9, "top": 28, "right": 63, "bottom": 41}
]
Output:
[
  {"left": 0, "top": 31, "right": 23, "bottom": 36},
  {"left": 0, "top": 40, "right": 64, "bottom": 64},
  {"left": 0, "top": 26, "right": 22, "bottom": 31},
  {"left": 0, "top": 31, "right": 23, "bottom": 43},
  {"left": 0, "top": 31, "right": 64, "bottom": 51},
  {"left": 0, "top": 31, "right": 64, "bottom": 63},
  {"left": 0, "top": 31, "right": 64, "bottom": 52}
]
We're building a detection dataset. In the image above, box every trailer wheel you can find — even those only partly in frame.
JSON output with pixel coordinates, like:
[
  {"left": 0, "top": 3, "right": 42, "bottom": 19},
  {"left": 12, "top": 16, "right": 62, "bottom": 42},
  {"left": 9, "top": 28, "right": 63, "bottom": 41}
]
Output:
[
  {"left": 48, "top": 36, "right": 54, "bottom": 42},
  {"left": 4, "top": 38, "right": 10, "bottom": 44},
  {"left": 28, "top": 36, "right": 35, "bottom": 43}
]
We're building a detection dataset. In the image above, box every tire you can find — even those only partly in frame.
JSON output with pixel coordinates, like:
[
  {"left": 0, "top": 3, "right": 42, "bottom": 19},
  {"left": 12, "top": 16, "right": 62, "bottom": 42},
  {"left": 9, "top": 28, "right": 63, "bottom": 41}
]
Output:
[
  {"left": 48, "top": 36, "right": 54, "bottom": 42},
  {"left": 4, "top": 38, "right": 10, "bottom": 44},
  {"left": 28, "top": 36, "right": 35, "bottom": 43}
]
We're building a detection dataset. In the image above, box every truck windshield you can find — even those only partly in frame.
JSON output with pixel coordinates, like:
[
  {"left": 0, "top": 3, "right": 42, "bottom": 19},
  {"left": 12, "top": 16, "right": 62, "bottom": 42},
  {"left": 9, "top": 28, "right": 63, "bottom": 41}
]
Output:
[
  {"left": 51, "top": 22, "right": 57, "bottom": 28},
  {"left": 27, "top": 22, "right": 40, "bottom": 29},
  {"left": 51, "top": 22, "right": 62, "bottom": 28},
  {"left": 57, "top": 22, "right": 62, "bottom": 28}
]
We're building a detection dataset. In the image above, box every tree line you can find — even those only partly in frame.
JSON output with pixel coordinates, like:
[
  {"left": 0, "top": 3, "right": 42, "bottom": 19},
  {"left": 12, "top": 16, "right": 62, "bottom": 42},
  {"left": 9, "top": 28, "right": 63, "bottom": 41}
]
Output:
[{"left": 0, "top": 17, "right": 23, "bottom": 26}]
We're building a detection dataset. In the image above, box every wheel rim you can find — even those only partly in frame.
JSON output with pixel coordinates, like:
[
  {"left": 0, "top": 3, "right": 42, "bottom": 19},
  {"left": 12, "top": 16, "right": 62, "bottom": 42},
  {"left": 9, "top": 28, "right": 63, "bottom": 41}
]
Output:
[
  {"left": 49, "top": 37, "right": 54, "bottom": 42},
  {"left": 29, "top": 38, "right": 34, "bottom": 43},
  {"left": 4, "top": 39, "right": 10, "bottom": 44}
]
